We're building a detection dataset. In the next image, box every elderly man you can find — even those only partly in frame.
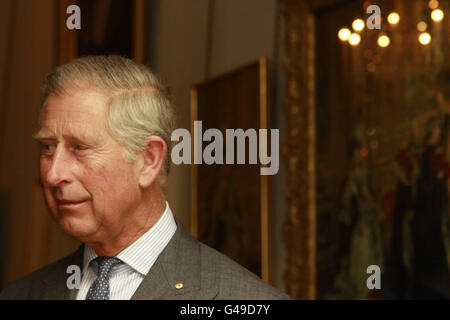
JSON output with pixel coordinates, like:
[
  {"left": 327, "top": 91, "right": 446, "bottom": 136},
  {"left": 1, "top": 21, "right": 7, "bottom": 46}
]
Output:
[{"left": 0, "top": 55, "right": 288, "bottom": 300}]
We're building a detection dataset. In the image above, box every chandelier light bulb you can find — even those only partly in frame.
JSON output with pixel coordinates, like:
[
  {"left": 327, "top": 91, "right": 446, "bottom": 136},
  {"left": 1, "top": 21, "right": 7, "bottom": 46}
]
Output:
[
  {"left": 349, "top": 33, "right": 361, "bottom": 46},
  {"left": 352, "top": 19, "right": 365, "bottom": 32},
  {"left": 417, "top": 21, "right": 427, "bottom": 32},
  {"left": 387, "top": 12, "right": 400, "bottom": 25},
  {"left": 428, "top": 0, "right": 439, "bottom": 10},
  {"left": 377, "top": 34, "right": 390, "bottom": 47},
  {"left": 338, "top": 28, "right": 351, "bottom": 41},
  {"left": 419, "top": 32, "right": 431, "bottom": 45},
  {"left": 431, "top": 9, "right": 444, "bottom": 22}
]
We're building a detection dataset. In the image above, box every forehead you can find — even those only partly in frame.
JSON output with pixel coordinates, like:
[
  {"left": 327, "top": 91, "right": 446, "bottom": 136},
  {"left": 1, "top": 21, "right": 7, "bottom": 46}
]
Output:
[{"left": 38, "top": 90, "right": 110, "bottom": 140}]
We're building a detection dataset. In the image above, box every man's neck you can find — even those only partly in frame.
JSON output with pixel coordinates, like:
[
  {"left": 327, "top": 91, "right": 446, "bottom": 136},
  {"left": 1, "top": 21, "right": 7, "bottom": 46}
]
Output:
[{"left": 85, "top": 186, "right": 167, "bottom": 257}]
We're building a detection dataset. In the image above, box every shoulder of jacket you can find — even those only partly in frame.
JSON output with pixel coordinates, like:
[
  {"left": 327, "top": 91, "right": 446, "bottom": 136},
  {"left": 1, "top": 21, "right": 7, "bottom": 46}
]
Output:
[
  {"left": 0, "top": 247, "right": 82, "bottom": 300},
  {"left": 198, "top": 242, "right": 290, "bottom": 300}
]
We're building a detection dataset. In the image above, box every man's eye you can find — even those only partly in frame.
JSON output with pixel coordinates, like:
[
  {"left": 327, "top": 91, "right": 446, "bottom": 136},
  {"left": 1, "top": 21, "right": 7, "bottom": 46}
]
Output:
[
  {"left": 74, "top": 144, "right": 87, "bottom": 151},
  {"left": 41, "top": 143, "right": 55, "bottom": 154}
]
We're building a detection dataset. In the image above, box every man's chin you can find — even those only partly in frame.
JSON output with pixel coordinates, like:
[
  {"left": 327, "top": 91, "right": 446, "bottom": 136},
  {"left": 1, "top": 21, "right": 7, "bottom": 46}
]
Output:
[{"left": 57, "top": 216, "right": 98, "bottom": 240}]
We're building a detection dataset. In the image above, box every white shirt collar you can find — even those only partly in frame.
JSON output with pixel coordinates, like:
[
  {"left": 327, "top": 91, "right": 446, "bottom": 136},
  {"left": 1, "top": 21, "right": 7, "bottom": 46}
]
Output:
[{"left": 82, "top": 201, "right": 177, "bottom": 276}]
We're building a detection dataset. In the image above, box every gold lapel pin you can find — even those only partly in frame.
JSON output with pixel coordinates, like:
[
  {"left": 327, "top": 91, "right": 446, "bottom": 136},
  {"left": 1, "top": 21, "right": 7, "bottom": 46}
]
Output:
[{"left": 175, "top": 283, "right": 183, "bottom": 289}]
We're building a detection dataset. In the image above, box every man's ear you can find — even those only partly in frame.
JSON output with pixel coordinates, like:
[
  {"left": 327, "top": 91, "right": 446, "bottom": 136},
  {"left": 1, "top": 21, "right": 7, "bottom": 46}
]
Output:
[{"left": 138, "top": 136, "right": 167, "bottom": 188}]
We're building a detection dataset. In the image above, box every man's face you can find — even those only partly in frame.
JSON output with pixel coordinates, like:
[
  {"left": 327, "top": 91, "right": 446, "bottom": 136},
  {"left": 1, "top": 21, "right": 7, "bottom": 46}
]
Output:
[{"left": 35, "top": 89, "right": 142, "bottom": 242}]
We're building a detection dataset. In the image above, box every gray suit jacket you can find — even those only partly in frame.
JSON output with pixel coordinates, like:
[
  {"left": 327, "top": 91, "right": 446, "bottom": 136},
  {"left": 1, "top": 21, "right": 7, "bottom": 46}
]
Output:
[{"left": 0, "top": 223, "right": 289, "bottom": 300}]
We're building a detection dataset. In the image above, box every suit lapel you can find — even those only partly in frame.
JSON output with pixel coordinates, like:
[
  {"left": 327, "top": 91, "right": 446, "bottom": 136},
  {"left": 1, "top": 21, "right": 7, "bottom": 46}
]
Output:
[
  {"left": 130, "top": 259, "right": 170, "bottom": 299},
  {"left": 132, "top": 222, "right": 218, "bottom": 300}
]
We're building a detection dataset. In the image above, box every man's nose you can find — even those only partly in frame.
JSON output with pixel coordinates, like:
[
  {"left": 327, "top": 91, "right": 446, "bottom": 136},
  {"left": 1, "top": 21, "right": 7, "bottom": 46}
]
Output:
[{"left": 44, "top": 147, "right": 74, "bottom": 186}]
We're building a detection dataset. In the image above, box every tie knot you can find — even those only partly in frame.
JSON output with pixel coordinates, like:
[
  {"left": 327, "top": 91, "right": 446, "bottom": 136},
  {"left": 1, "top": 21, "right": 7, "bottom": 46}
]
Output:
[{"left": 92, "top": 256, "right": 122, "bottom": 279}]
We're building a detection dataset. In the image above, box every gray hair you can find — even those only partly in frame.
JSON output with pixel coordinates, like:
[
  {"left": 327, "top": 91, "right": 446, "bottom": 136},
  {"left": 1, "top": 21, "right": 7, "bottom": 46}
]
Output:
[{"left": 39, "top": 55, "right": 176, "bottom": 187}]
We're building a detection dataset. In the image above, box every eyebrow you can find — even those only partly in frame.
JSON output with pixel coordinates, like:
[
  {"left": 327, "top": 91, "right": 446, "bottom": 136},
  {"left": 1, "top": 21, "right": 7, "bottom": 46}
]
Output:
[
  {"left": 32, "top": 131, "right": 54, "bottom": 141},
  {"left": 32, "top": 131, "right": 97, "bottom": 145}
]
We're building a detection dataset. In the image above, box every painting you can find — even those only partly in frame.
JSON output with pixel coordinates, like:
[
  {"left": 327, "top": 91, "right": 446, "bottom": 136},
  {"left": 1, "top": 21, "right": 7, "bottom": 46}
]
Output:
[
  {"left": 282, "top": 0, "right": 450, "bottom": 299},
  {"left": 190, "top": 58, "right": 271, "bottom": 282}
]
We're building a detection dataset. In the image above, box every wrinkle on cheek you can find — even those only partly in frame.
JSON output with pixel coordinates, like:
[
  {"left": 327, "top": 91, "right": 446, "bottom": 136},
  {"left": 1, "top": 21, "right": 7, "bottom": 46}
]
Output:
[
  {"left": 100, "top": 172, "right": 109, "bottom": 227},
  {"left": 86, "top": 160, "right": 111, "bottom": 217}
]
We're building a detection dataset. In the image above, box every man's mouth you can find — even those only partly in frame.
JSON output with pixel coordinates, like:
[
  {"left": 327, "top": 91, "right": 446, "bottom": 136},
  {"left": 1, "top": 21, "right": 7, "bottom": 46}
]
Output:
[{"left": 56, "top": 199, "right": 87, "bottom": 208}]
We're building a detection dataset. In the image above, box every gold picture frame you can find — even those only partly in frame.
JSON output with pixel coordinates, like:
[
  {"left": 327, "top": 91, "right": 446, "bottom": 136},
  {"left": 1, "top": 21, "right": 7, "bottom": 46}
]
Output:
[
  {"left": 280, "top": 0, "right": 317, "bottom": 299},
  {"left": 190, "top": 58, "right": 271, "bottom": 283}
]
